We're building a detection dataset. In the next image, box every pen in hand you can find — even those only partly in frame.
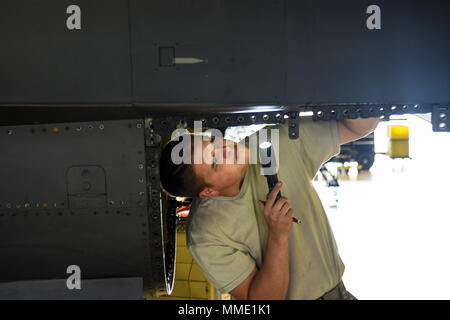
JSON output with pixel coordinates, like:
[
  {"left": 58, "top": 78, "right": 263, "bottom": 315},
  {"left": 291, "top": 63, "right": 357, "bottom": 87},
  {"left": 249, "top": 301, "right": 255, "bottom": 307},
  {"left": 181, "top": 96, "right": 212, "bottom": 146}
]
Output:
[{"left": 258, "top": 200, "right": 301, "bottom": 224}]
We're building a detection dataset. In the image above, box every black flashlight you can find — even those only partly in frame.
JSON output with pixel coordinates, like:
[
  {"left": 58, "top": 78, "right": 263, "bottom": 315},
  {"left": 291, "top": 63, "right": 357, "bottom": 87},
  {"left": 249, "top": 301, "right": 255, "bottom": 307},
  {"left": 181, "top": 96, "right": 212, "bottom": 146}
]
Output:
[
  {"left": 259, "top": 141, "right": 301, "bottom": 224},
  {"left": 259, "top": 141, "right": 282, "bottom": 202}
]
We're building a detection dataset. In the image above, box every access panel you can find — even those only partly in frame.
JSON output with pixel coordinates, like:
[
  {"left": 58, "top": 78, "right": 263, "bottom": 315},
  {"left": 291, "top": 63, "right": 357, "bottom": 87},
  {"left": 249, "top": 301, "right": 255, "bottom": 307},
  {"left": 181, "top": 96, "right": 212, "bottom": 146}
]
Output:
[{"left": 0, "top": 120, "right": 149, "bottom": 281}]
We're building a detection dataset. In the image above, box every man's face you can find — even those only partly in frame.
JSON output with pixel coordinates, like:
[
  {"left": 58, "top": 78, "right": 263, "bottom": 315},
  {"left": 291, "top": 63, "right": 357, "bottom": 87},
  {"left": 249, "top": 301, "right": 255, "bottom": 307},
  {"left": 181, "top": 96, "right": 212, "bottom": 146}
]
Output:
[{"left": 192, "top": 135, "right": 249, "bottom": 196}]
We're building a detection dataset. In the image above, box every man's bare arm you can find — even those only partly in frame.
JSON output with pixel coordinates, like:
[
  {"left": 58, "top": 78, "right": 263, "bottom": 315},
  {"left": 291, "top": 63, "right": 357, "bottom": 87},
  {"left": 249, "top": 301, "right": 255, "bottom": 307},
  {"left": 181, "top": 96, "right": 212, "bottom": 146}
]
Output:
[
  {"left": 338, "top": 117, "right": 380, "bottom": 145},
  {"left": 230, "top": 182, "right": 292, "bottom": 300}
]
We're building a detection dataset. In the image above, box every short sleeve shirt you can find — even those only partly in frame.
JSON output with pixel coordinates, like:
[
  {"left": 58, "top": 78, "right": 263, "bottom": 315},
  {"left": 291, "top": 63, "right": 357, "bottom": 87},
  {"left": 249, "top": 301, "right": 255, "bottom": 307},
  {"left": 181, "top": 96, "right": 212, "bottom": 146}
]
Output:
[{"left": 186, "top": 117, "right": 344, "bottom": 299}]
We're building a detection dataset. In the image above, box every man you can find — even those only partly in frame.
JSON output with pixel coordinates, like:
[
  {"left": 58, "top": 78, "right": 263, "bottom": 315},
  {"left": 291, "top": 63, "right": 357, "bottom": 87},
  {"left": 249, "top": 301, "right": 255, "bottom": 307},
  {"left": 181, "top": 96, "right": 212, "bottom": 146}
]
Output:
[{"left": 160, "top": 116, "right": 379, "bottom": 300}]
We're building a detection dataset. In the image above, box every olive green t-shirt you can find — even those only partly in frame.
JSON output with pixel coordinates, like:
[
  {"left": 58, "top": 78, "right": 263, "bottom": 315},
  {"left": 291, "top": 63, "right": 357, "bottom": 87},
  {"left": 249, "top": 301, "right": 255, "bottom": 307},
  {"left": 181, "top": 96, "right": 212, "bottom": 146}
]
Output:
[{"left": 186, "top": 117, "right": 344, "bottom": 299}]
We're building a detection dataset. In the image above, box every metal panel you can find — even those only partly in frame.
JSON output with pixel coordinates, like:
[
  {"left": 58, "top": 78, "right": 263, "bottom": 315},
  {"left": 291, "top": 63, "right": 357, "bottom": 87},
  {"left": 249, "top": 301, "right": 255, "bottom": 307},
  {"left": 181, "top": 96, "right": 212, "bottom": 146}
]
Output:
[
  {"left": 285, "top": 0, "right": 450, "bottom": 105},
  {"left": 0, "top": 0, "right": 132, "bottom": 104},
  {"left": 130, "top": 0, "right": 285, "bottom": 105},
  {"left": 0, "top": 120, "right": 149, "bottom": 281},
  {"left": 0, "top": 0, "right": 447, "bottom": 109},
  {"left": 0, "top": 278, "right": 143, "bottom": 300}
]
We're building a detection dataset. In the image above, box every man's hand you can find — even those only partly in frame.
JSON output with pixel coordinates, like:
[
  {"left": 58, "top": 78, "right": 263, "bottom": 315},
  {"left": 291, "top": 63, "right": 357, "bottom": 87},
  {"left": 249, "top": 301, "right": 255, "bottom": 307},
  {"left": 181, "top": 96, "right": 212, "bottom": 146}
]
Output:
[{"left": 262, "top": 182, "right": 293, "bottom": 241}]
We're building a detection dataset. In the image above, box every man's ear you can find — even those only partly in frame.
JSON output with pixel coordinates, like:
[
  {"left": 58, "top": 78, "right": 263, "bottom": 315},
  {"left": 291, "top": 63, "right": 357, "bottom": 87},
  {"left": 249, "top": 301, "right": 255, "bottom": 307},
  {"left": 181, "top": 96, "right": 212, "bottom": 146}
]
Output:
[{"left": 198, "top": 188, "right": 220, "bottom": 199}]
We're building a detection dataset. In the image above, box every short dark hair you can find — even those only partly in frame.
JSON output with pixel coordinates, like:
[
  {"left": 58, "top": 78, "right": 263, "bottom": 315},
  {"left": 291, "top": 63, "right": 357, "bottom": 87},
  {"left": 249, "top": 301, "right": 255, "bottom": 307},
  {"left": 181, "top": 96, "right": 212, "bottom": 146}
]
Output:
[{"left": 159, "top": 134, "right": 208, "bottom": 198}]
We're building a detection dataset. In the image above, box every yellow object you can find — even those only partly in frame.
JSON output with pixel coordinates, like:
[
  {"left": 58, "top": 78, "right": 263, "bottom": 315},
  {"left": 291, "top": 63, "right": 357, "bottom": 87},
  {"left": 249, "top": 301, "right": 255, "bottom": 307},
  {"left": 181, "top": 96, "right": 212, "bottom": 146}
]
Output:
[
  {"left": 388, "top": 140, "right": 409, "bottom": 158},
  {"left": 145, "top": 222, "right": 228, "bottom": 300},
  {"left": 387, "top": 125, "right": 409, "bottom": 158},
  {"left": 388, "top": 125, "right": 409, "bottom": 140}
]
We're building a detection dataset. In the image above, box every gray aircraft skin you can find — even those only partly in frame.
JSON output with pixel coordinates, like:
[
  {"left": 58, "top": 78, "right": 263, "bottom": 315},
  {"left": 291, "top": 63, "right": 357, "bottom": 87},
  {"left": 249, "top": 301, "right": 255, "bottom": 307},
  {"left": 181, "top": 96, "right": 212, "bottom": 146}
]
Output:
[{"left": 0, "top": 0, "right": 448, "bottom": 299}]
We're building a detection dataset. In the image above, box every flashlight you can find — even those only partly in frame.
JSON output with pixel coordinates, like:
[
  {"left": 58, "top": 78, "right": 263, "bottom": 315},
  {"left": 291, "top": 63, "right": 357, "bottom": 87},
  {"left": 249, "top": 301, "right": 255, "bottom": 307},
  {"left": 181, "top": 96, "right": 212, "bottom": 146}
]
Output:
[
  {"left": 259, "top": 141, "right": 282, "bottom": 202},
  {"left": 259, "top": 141, "right": 301, "bottom": 224}
]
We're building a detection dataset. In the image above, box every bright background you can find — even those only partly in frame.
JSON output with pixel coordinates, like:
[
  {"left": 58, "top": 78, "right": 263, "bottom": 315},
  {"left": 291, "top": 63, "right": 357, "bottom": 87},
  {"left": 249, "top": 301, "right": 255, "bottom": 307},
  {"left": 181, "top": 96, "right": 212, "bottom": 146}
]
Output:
[
  {"left": 314, "top": 114, "right": 450, "bottom": 299},
  {"left": 226, "top": 114, "right": 450, "bottom": 299}
]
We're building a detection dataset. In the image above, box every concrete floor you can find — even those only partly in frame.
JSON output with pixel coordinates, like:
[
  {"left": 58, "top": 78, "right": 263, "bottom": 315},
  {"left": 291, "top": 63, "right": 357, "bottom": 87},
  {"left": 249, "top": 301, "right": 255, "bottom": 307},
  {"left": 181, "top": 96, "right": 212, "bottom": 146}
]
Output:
[{"left": 313, "top": 115, "right": 450, "bottom": 299}]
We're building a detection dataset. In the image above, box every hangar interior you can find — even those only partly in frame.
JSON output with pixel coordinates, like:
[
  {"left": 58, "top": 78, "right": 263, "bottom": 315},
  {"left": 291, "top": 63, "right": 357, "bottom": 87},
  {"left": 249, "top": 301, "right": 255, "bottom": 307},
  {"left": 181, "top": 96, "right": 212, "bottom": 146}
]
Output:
[{"left": 0, "top": 0, "right": 449, "bottom": 300}]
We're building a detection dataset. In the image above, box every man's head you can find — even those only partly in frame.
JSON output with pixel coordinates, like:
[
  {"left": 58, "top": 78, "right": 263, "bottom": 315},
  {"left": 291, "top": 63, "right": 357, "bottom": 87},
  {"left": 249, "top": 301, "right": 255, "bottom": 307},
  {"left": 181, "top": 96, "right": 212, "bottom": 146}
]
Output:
[{"left": 160, "top": 133, "right": 249, "bottom": 199}]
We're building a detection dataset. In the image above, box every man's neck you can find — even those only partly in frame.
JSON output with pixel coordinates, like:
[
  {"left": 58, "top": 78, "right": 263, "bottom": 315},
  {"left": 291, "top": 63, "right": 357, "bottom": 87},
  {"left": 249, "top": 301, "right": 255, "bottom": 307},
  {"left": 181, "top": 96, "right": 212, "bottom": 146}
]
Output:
[{"left": 219, "top": 163, "right": 248, "bottom": 197}]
